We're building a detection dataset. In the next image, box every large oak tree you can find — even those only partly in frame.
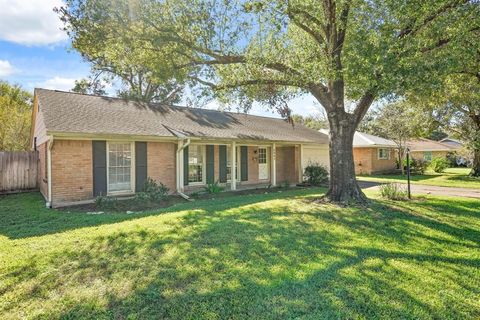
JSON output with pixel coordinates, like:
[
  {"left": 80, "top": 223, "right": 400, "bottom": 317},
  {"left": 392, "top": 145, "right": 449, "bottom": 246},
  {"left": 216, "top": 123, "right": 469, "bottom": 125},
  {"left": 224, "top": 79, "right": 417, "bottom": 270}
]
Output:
[{"left": 59, "top": 0, "right": 479, "bottom": 203}]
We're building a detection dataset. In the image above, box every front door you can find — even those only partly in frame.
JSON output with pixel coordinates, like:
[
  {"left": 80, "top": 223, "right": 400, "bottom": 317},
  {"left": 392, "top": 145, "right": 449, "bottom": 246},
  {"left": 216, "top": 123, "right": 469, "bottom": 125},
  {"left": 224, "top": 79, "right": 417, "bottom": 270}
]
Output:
[{"left": 258, "top": 147, "right": 269, "bottom": 180}]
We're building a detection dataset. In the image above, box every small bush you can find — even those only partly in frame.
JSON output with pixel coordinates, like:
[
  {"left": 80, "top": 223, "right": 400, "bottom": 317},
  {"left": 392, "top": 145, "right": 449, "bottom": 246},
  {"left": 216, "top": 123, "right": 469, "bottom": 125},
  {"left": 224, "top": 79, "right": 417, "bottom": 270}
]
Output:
[
  {"left": 379, "top": 183, "right": 407, "bottom": 200},
  {"left": 429, "top": 157, "right": 449, "bottom": 173},
  {"left": 303, "top": 163, "right": 329, "bottom": 186},
  {"left": 203, "top": 181, "right": 224, "bottom": 194},
  {"left": 135, "top": 177, "right": 169, "bottom": 202},
  {"left": 403, "top": 158, "right": 427, "bottom": 175},
  {"left": 95, "top": 195, "right": 118, "bottom": 210}
]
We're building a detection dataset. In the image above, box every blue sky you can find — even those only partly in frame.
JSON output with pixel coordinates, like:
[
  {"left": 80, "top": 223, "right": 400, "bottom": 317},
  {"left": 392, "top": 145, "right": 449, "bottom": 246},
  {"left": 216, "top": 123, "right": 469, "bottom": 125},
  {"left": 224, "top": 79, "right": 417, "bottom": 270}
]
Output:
[{"left": 0, "top": 0, "right": 323, "bottom": 118}]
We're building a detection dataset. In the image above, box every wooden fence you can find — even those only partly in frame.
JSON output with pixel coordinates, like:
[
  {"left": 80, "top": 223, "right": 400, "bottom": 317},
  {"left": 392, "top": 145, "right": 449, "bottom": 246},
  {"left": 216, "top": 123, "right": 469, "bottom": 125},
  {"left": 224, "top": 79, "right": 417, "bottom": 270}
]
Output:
[{"left": 0, "top": 151, "right": 38, "bottom": 193}]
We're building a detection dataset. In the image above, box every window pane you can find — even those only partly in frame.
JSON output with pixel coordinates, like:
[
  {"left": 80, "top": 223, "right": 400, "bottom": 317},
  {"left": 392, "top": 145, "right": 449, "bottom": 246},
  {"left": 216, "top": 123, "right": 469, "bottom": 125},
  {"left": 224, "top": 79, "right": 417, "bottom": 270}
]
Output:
[
  {"left": 108, "top": 142, "right": 131, "bottom": 192},
  {"left": 188, "top": 145, "right": 204, "bottom": 183}
]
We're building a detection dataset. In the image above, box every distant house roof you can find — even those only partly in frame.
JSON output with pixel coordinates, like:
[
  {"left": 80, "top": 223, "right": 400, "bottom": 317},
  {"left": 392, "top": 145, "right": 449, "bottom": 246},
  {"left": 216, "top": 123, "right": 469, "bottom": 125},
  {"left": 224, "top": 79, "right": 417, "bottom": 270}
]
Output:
[
  {"left": 34, "top": 89, "right": 329, "bottom": 144},
  {"left": 440, "top": 138, "right": 463, "bottom": 150},
  {"left": 319, "top": 129, "right": 396, "bottom": 148},
  {"left": 406, "top": 138, "right": 455, "bottom": 152}
]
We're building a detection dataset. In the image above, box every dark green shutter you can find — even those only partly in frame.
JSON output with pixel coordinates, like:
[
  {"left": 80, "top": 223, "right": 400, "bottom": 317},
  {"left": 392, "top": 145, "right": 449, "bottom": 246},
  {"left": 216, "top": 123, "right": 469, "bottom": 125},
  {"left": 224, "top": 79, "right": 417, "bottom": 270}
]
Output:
[
  {"left": 183, "top": 146, "right": 189, "bottom": 186},
  {"left": 241, "top": 146, "right": 248, "bottom": 181},
  {"left": 219, "top": 145, "right": 227, "bottom": 183},
  {"left": 135, "top": 142, "right": 147, "bottom": 192},
  {"left": 206, "top": 145, "right": 214, "bottom": 184},
  {"left": 92, "top": 141, "right": 107, "bottom": 196}
]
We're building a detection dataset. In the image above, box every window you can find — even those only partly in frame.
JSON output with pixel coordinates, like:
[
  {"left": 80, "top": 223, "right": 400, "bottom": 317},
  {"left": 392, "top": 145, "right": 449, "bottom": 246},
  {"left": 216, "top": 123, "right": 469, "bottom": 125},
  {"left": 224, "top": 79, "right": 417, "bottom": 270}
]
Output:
[
  {"left": 108, "top": 142, "right": 133, "bottom": 192},
  {"left": 424, "top": 151, "right": 432, "bottom": 161},
  {"left": 226, "top": 146, "right": 240, "bottom": 181},
  {"left": 188, "top": 145, "right": 204, "bottom": 184},
  {"left": 378, "top": 148, "right": 389, "bottom": 160},
  {"left": 258, "top": 148, "right": 267, "bottom": 164}
]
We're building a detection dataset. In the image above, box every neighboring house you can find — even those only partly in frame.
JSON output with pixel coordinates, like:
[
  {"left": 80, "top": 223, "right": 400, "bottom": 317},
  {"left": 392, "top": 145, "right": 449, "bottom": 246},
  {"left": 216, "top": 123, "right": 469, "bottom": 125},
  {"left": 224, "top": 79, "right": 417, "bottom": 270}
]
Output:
[
  {"left": 406, "top": 138, "right": 456, "bottom": 161},
  {"left": 30, "top": 89, "right": 329, "bottom": 207},
  {"left": 440, "top": 137, "right": 463, "bottom": 150},
  {"left": 320, "top": 129, "right": 397, "bottom": 175}
]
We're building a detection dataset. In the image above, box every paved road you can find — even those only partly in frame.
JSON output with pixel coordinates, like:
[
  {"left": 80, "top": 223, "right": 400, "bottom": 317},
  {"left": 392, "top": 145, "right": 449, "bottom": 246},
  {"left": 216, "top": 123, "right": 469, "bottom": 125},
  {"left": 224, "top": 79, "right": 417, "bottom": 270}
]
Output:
[{"left": 358, "top": 180, "right": 480, "bottom": 199}]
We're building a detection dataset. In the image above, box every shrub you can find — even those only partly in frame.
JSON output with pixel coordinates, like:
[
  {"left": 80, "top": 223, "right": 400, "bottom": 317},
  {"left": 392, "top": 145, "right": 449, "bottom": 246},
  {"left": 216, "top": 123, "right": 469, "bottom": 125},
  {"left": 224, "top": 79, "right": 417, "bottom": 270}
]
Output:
[
  {"left": 403, "top": 158, "right": 427, "bottom": 175},
  {"left": 379, "top": 183, "right": 407, "bottom": 200},
  {"left": 95, "top": 195, "right": 118, "bottom": 210},
  {"left": 303, "top": 163, "right": 329, "bottom": 186},
  {"left": 135, "top": 177, "right": 169, "bottom": 202},
  {"left": 280, "top": 180, "right": 290, "bottom": 188},
  {"left": 429, "top": 157, "right": 449, "bottom": 173},
  {"left": 203, "top": 181, "right": 224, "bottom": 194}
]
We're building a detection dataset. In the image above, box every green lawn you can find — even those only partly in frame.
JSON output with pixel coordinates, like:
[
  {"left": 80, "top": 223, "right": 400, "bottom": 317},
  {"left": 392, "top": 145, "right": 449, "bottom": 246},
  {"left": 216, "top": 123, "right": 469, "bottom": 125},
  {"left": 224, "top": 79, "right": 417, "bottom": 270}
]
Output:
[
  {"left": 1, "top": 190, "right": 479, "bottom": 319},
  {"left": 358, "top": 167, "right": 480, "bottom": 189}
]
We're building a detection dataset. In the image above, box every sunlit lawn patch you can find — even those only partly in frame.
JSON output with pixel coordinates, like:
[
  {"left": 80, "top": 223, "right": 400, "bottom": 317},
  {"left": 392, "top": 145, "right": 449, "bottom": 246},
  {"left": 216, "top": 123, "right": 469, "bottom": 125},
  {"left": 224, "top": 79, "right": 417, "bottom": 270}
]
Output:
[{"left": 1, "top": 190, "right": 479, "bottom": 319}]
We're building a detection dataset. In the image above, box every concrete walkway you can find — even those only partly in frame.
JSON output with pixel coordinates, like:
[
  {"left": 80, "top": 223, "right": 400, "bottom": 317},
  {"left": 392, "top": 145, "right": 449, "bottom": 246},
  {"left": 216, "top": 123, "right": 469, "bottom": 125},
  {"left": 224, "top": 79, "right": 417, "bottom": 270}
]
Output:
[{"left": 358, "top": 181, "right": 480, "bottom": 199}]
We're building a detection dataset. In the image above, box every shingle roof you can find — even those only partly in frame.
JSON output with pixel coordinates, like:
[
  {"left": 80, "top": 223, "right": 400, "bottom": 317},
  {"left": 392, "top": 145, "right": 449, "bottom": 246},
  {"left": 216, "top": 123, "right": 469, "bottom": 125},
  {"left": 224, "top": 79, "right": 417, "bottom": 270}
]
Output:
[
  {"left": 35, "top": 89, "right": 328, "bottom": 144},
  {"left": 406, "top": 138, "right": 455, "bottom": 151},
  {"left": 319, "top": 129, "right": 396, "bottom": 147}
]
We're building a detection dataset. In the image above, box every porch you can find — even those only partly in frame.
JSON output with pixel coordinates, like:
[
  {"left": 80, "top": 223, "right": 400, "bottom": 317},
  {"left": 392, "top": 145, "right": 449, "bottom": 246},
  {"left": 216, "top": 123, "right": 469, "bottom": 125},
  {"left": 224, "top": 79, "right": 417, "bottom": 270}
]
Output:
[{"left": 177, "top": 142, "right": 304, "bottom": 194}]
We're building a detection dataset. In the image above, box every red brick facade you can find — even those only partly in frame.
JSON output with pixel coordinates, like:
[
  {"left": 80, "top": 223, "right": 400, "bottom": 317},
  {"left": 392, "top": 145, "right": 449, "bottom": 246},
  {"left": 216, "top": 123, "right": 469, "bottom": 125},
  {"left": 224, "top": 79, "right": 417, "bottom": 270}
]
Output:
[
  {"left": 51, "top": 140, "right": 93, "bottom": 203},
  {"left": 45, "top": 140, "right": 305, "bottom": 205},
  {"left": 353, "top": 147, "right": 397, "bottom": 175}
]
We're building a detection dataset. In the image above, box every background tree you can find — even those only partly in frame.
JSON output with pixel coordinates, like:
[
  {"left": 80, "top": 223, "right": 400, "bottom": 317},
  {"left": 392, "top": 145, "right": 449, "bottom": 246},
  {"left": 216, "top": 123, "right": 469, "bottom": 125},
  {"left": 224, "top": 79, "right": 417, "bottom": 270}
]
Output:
[
  {"left": 292, "top": 112, "right": 328, "bottom": 130},
  {"left": 412, "top": 74, "right": 480, "bottom": 176},
  {"left": 359, "top": 101, "right": 426, "bottom": 174},
  {"left": 59, "top": 0, "right": 479, "bottom": 203},
  {"left": 72, "top": 76, "right": 107, "bottom": 95},
  {"left": 0, "top": 81, "right": 32, "bottom": 151}
]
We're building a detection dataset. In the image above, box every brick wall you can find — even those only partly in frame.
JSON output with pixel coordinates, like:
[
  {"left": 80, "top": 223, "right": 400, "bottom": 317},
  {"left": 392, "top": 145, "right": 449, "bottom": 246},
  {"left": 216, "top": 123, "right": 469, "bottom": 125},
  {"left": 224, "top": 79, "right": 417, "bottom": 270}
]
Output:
[
  {"left": 276, "top": 146, "right": 298, "bottom": 184},
  {"left": 353, "top": 148, "right": 373, "bottom": 174},
  {"left": 37, "top": 142, "right": 48, "bottom": 200},
  {"left": 51, "top": 140, "right": 93, "bottom": 204},
  {"left": 410, "top": 151, "right": 448, "bottom": 161},
  {"left": 147, "top": 142, "right": 176, "bottom": 192},
  {"left": 354, "top": 147, "right": 396, "bottom": 175}
]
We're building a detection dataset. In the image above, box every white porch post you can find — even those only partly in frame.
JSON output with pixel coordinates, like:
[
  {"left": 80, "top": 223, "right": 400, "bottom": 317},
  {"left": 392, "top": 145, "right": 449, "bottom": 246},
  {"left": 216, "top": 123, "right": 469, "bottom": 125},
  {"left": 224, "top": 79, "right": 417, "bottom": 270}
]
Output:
[
  {"left": 271, "top": 143, "right": 276, "bottom": 186},
  {"left": 299, "top": 144, "right": 304, "bottom": 183},
  {"left": 177, "top": 140, "right": 184, "bottom": 192},
  {"left": 231, "top": 141, "right": 236, "bottom": 190}
]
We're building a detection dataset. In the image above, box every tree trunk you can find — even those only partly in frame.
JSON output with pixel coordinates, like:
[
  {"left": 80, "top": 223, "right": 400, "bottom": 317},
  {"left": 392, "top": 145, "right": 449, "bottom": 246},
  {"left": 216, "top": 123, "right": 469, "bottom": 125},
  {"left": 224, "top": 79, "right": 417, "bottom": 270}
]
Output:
[
  {"left": 324, "top": 114, "right": 368, "bottom": 204},
  {"left": 470, "top": 148, "right": 480, "bottom": 177}
]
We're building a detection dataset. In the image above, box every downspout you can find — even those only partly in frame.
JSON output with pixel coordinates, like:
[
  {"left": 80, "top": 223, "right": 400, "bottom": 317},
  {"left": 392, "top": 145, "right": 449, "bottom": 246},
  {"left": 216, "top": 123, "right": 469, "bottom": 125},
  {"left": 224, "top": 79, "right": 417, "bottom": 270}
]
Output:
[
  {"left": 46, "top": 135, "right": 54, "bottom": 208},
  {"left": 177, "top": 138, "right": 191, "bottom": 200}
]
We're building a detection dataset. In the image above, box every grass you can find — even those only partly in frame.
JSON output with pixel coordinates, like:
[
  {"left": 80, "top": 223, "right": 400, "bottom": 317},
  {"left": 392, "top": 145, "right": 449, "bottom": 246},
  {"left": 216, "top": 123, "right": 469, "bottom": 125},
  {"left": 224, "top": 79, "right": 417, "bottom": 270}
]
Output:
[
  {"left": 358, "top": 167, "right": 480, "bottom": 189},
  {"left": 1, "top": 190, "right": 479, "bottom": 319}
]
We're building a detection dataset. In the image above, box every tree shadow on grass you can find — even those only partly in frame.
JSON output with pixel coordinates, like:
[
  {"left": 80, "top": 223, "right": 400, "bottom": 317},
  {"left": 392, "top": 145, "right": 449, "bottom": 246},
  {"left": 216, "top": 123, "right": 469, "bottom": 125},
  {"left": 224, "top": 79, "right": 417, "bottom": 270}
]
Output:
[
  {"left": 0, "top": 189, "right": 321, "bottom": 239},
  {"left": 3, "top": 194, "right": 480, "bottom": 319}
]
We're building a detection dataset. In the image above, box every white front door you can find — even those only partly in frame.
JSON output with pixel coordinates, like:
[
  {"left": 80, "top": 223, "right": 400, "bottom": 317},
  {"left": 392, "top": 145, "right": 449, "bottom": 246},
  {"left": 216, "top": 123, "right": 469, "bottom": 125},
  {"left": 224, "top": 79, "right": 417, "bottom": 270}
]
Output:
[{"left": 258, "top": 147, "right": 269, "bottom": 180}]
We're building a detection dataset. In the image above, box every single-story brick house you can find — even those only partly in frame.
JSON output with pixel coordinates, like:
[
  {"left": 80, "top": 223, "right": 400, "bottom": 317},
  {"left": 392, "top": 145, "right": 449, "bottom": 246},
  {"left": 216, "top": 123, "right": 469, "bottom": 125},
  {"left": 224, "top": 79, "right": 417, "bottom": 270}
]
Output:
[
  {"left": 30, "top": 89, "right": 330, "bottom": 207},
  {"left": 406, "top": 138, "right": 456, "bottom": 162},
  {"left": 320, "top": 129, "right": 397, "bottom": 175}
]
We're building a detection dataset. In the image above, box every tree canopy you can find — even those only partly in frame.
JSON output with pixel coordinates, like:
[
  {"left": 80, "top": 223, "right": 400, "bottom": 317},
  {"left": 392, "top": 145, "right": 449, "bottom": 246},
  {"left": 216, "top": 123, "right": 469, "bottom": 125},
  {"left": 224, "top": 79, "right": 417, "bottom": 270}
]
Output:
[
  {"left": 0, "top": 81, "right": 32, "bottom": 151},
  {"left": 58, "top": 0, "right": 480, "bottom": 202}
]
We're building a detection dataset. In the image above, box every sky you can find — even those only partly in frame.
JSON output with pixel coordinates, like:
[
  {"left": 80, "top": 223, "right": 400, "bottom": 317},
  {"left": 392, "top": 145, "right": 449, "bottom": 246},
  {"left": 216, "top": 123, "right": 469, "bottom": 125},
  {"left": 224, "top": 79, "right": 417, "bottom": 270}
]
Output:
[{"left": 0, "top": 0, "right": 323, "bottom": 118}]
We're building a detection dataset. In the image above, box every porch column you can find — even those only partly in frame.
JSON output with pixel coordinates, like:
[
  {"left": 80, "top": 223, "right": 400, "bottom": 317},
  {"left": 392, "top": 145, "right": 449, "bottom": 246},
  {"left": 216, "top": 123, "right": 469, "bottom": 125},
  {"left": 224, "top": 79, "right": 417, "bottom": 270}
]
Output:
[
  {"left": 176, "top": 140, "right": 184, "bottom": 192},
  {"left": 231, "top": 141, "right": 236, "bottom": 190},
  {"left": 271, "top": 143, "right": 276, "bottom": 186},
  {"left": 298, "top": 144, "right": 304, "bottom": 183}
]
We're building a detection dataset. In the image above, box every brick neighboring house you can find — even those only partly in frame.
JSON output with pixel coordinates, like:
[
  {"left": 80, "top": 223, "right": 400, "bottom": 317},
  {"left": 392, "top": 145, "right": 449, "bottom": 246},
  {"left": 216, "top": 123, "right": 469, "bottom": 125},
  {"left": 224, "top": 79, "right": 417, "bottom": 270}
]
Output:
[
  {"left": 320, "top": 129, "right": 397, "bottom": 175},
  {"left": 30, "top": 89, "right": 330, "bottom": 207},
  {"left": 406, "top": 138, "right": 456, "bottom": 162}
]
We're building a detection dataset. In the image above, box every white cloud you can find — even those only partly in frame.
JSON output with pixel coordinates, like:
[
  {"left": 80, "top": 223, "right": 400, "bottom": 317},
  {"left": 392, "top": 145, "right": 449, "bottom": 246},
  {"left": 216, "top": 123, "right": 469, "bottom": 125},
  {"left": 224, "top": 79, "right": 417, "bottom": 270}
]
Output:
[
  {"left": 0, "top": 60, "right": 15, "bottom": 76},
  {"left": 0, "top": 0, "right": 67, "bottom": 45},
  {"left": 40, "top": 76, "right": 76, "bottom": 91}
]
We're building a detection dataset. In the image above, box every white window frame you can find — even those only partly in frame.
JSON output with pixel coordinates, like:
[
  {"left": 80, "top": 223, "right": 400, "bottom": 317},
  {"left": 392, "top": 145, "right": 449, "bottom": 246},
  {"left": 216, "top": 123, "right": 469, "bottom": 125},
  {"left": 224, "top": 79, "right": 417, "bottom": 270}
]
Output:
[
  {"left": 226, "top": 146, "right": 241, "bottom": 182},
  {"left": 106, "top": 141, "right": 135, "bottom": 195},
  {"left": 378, "top": 148, "right": 389, "bottom": 160},
  {"left": 188, "top": 144, "right": 206, "bottom": 185}
]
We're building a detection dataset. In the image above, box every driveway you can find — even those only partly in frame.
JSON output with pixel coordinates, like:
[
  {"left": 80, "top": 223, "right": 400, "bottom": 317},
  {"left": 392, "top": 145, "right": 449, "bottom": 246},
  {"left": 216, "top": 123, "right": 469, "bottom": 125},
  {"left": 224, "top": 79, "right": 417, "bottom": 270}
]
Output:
[{"left": 358, "top": 181, "right": 480, "bottom": 199}]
